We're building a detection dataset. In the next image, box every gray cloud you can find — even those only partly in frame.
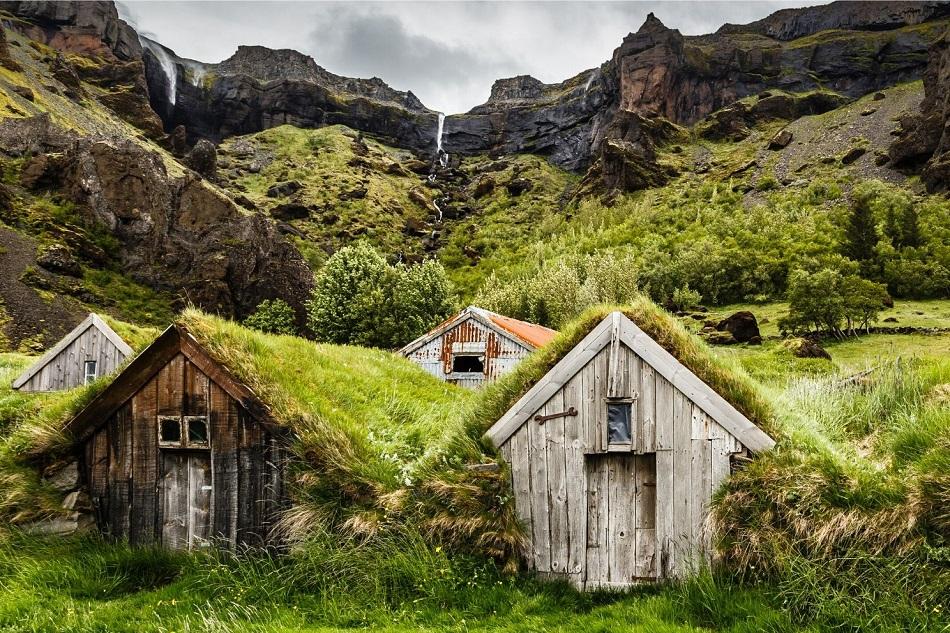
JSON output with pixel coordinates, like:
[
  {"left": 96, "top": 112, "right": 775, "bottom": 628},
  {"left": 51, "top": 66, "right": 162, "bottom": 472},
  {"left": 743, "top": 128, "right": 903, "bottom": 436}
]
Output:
[{"left": 118, "top": 1, "right": 826, "bottom": 114}]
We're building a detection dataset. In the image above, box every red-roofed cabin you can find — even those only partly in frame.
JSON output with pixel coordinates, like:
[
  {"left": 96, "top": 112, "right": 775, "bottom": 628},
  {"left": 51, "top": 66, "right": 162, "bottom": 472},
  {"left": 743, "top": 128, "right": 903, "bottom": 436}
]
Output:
[{"left": 399, "top": 306, "right": 556, "bottom": 389}]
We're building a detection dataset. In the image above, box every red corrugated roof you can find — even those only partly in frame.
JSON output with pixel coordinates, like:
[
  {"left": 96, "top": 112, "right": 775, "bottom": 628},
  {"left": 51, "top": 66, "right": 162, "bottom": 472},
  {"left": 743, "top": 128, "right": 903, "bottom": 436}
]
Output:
[{"left": 479, "top": 309, "right": 557, "bottom": 349}]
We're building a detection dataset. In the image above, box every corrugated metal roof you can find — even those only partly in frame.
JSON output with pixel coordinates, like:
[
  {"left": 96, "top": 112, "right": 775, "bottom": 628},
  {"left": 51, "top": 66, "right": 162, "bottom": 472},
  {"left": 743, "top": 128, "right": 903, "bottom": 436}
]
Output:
[
  {"left": 473, "top": 308, "right": 557, "bottom": 349},
  {"left": 399, "top": 306, "right": 557, "bottom": 356}
]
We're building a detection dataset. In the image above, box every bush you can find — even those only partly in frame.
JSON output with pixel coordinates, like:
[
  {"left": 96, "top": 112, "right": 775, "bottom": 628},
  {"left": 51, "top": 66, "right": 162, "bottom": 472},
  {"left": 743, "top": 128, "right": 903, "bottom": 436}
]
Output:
[
  {"left": 779, "top": 268, "right": 888, "bottom": 335},
  {"left": 243, "top": 299, "right": 298, "bottom": 336},
  {"left": 307, "top": 243, "right": 455, "bottom": 348}
]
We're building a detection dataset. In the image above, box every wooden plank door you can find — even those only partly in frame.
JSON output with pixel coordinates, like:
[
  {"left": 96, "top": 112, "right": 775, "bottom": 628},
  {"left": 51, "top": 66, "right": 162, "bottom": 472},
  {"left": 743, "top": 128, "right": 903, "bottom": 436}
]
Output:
[
  {"left": 161, "top": 451, "right": 212, "bottom": 550},
  {"left": 585, "top": 454, "right": 657, "bottom": 587}
]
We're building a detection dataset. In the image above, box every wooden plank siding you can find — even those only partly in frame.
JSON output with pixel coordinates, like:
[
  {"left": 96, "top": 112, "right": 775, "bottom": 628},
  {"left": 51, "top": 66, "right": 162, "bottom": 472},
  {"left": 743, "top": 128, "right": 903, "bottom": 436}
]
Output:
[
  {"left": 79, "top": 355, "right": 287, "bottom": 550},
  {"left": 496, "top": 335, "right": 746, "bottom": 589},
  {"left": 14, "top": 315, "right": 131, "bottom": 392}
]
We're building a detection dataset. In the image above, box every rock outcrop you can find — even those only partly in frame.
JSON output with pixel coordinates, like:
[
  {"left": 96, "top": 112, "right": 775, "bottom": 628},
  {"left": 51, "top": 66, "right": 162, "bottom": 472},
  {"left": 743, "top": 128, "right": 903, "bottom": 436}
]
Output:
[
  {"left": 141, "top": 43, "right": 440, "bottom": 151},
  {"left": 889, "top": 27, "right": 950, "bottom": 192},
  {"left": 6, "top": 118, "right": 313, "bottom": 322}
]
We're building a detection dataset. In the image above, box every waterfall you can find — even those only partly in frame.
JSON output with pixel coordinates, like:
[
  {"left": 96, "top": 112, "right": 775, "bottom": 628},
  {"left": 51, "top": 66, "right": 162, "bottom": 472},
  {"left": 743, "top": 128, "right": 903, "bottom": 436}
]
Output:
[
  {"left": 140, "top": 36, "right": 178, "bottom": 105},
  {"left": 186, "top": 61, "right": 206, "bottom": 87},
  {"left": 436, "top": 112, "right": 448, "bottom": 167},
  {"left": 584, "top": 69, "right": 597, "bottom": 93}
]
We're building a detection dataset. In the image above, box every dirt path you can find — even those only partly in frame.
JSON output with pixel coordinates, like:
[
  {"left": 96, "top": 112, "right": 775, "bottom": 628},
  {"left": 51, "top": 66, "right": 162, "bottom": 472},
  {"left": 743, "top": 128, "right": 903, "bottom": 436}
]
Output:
[{"left": 0, "top": 225, "right": 83, "bottom": 351}]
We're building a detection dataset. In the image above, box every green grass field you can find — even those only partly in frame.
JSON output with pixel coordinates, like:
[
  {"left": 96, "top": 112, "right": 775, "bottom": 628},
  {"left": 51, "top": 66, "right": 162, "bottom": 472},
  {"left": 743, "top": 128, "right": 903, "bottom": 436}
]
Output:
[{"left": 1, "top": 304, "right": 948, "bottom": 632}]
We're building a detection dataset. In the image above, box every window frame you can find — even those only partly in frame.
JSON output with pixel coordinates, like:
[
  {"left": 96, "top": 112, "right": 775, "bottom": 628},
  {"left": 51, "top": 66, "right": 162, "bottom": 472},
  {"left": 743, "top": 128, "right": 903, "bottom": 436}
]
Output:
[
  {"left": 450, "top": 353, "right": 486, "bottom": 375},
  {"left": 157, "top": 415, "right": 211, "bottom": 449},
  {"left": 83, "top": 359, "right": 98, "bottom": 385},
  {"left": 605, "top": 397, "right": 634, "bottom": 448}
]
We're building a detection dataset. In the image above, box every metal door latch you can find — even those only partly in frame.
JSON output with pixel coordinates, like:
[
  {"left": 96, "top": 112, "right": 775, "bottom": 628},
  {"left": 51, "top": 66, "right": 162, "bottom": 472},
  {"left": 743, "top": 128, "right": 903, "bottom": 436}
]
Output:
[{"left": 535, "top": 407, "right": 578, "bottom": 424}]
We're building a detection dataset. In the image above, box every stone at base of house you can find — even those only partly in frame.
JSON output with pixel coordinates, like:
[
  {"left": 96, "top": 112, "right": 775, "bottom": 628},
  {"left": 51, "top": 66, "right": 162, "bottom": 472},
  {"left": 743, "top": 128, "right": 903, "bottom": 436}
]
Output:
[
  {"left": 43, "top": 461, "right": 79, "bottom": 492},
  {"left": 24, "top": 511, "right": 95, "bottom": 536}
]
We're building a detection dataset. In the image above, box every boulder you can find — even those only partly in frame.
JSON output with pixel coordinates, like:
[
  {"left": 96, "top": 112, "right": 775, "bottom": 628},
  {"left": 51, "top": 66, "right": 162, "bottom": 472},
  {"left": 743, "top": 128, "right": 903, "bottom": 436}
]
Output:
[
  {"left": 505, "top": 178, "right": 533, "bottom": 196},
  {"left": 37, "top": 243, "right": 82, "bottom": 277},
  {"left": 12, "top": 85, "right": 34, "bottom": 102},
  {"left": 841, "top": 147, "right": 866, "bottom": 164},
  {"left": 472, "top": 176, "right": 495, "bottom": 199},
  {"left": 705, "top": 330, "right": 738, "bottom": 345},
  {"left": 784, "top": 337, "right": 831, "bottom": 360},
  {"left": 716, "top": 311, "right": 761, "bottom": 343},
  {"left": 266, "top": 180, "right": 302, "bottom": 198},
  {"left": 43, "top": 461, "right": 79, "bottom": 492},
  {"left": 768, "top": 129, "right": 793, "bottom": 150},
  {"left": 185, "top": 138, "right": 217, "bottom": 179},
  {"left": 270, "top": 202, "right": 310, "bottom": 221}
]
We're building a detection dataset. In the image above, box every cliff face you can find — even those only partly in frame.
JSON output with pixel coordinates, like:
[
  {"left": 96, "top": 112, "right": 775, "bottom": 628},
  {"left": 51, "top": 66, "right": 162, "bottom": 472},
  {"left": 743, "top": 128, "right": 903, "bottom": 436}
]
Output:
[
  {"left": 0, "top": 0, "right": 140, "bottom": 59},
  {"left": 889, "top": 27, "right": 950, "bottom": 192},
  {"left": 445, "top": 8, "right": 948, "bottom": 172},
  {"left": 141, "top": 42, "right": 440, "bottom": 151}
]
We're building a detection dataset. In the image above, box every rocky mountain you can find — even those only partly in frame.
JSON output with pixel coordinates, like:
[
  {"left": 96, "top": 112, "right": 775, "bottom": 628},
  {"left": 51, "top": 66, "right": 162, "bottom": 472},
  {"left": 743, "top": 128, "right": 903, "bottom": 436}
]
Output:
[
  {"left": 0, "top": 0, "right": 948, "bottom": 348},
  {"left": 890, "top": 26, "right": 950, "bottom": 191}
]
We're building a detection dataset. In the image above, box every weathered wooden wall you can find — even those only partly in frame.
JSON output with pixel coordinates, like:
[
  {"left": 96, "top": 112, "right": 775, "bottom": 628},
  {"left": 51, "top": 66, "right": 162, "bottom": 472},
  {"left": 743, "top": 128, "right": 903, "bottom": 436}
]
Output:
[
  {"left": 81, "top": 353, "right": 287, "bottom": 548},
  {"left": 18, "top": 324, "right": 128, "bottom": 392},
  {"left": 498, "top": 341, "right": 742, "bottom": 588},
  {"left": 405, "top": 317, "right": 532, "bottom": 388}
]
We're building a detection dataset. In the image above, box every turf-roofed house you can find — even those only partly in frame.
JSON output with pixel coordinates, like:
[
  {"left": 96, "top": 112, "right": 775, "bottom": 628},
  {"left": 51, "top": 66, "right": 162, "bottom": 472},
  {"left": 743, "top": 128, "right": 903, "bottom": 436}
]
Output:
[
  {"left": 63, "top": 323, "right": 291, "bottom": 551},
  {"left": 485, "top": 310, "right": 775, "bottom": 590},
  {"left": 400, "top": 306, "right": 556, "bottom": 388},
  {"left": 12, "top": 313, "right": 133, "bottom": 392}
]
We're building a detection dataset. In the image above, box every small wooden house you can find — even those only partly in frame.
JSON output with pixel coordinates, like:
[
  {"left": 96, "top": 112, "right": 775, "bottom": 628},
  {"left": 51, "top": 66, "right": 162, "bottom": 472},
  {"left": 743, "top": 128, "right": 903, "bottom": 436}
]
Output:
[
  {"left": 12, "top": 313, "right": 132, "bottom": 392},
  {"left": 484, "top": 311, "right": 774, "bottom": 589},
  {"left": 400, "top": 306, "right": 556, "bottom": 388},
  {"left": 64, "top": 325, "right": 289, "bottom": 550}
]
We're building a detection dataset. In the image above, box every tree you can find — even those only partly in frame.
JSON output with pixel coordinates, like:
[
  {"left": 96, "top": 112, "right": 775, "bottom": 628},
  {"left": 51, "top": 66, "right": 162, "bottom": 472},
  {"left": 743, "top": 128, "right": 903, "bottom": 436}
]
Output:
[
  {"left": 779, "top": 268, "right": 888, "bottom": 336},
  {"left": 243, "top": 299, "right": 298, "bottom": 336},
  {"left": 844, "top": 188, "right": 880, "bottom": 277},
  {"left": 307, "top": 243, "right": 455, "bottom": 348}
]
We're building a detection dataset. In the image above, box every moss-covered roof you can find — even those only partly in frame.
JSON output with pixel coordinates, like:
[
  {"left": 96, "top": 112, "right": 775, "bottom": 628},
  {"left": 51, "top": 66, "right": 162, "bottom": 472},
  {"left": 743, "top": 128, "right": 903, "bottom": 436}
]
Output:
[{"left": 464, "top": 297, "right": 776, "bottom": 445}]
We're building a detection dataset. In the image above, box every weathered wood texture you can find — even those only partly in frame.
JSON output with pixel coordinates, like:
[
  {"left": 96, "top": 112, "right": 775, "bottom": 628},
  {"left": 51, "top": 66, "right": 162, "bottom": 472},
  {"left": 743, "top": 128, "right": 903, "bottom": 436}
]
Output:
[
  {"left": 15, "top": 317, "right": 130, "bottom": 392},
  {"left": 499, "top": 340, "right": 743, "bottom": 589},
  {"left": 404, "top": 314, "right": 534, "bottom": 388},
  {"left": 79, "top": 355, "right": 287, "bottom": 550}
]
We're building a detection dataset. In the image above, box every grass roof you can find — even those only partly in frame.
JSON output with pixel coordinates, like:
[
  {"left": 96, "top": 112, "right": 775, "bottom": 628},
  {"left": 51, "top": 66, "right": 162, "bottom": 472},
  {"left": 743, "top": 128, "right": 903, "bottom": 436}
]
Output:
[{"left": 462, "top": 296, "right": 776, "bottom": 446}]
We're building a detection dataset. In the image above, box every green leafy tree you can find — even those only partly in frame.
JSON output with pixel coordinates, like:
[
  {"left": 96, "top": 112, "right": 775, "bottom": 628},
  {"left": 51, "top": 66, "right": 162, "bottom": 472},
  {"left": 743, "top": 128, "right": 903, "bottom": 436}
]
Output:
[
  {"left": 844, "top": 189, "right": 880, "bottom": 277},
  {"left": 243, "top": 299, "right": 298, "bottom": 336},
  {"left": 307, "top": 243, "right": 454, "bottom": 348},
  {"left": 780, "top": 268, "right": 887, "bottom": 336}
]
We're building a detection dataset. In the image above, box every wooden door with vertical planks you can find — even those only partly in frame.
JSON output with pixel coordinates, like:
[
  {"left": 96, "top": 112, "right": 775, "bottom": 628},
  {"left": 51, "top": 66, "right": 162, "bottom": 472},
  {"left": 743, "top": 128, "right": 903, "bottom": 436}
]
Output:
[
  {"left": 161, "top": 451, "right": 212, "bottom": 550},
  {"left": 585, "top": 453, "right": 657, "bottom": 587}
]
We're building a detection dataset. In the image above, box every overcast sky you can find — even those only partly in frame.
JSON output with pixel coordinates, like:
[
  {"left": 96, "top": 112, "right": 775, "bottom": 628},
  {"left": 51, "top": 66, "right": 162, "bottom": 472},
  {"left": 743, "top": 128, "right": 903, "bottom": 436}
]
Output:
[{"left": 117, "top": 1, "right": 823, "bottom": 114}]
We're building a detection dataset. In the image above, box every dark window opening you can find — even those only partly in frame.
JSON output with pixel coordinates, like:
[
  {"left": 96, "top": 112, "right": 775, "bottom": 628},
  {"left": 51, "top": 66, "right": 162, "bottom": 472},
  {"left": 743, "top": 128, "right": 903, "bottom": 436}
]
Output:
[
  {"left": 607, "top": 400, "right": 632, "bottom": 444},
  {"left": 159, "top": 417, "right": 181, "bottom": 444},
  {"left": 185, "top": 416, "right": 209, "bottom": 445},
  {"left": 452, "top": 354, "right": 485, "bottom": 373}
]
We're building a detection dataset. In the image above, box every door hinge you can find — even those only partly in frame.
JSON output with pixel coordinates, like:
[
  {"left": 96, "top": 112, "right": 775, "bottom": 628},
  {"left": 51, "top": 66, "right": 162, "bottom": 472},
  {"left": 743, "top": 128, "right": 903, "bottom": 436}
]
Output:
[{"left": 535, "top": 407, "right": 578, "bottom": 425}]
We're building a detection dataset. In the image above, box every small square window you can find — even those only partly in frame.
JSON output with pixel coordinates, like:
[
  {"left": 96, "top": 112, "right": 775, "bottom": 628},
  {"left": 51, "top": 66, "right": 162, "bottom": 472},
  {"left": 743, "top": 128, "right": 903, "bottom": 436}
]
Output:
[
  {"left": 606, "top": 400, "right": 632, "bottom": 444},
  {"left": 159, "top": 416, "right": 181, "bottom": 445},
  {"left": 185, "top": 416, "right": 209, "bottom": 446},
  {"left": 83, "top": 360, "right": 98, "bottom": 385},
  {"left": 452, "top": 354, "right": 484, "bottom": 373}
]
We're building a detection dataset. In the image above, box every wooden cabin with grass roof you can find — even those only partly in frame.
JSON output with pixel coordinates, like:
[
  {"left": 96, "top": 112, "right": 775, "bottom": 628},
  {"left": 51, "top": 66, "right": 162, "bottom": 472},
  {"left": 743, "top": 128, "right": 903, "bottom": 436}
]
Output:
[
  {"left": 484, "top": 308, "right": 775, "bottom": 589},
  {"left": 400, "top": 306, "right": 556, "bottom": 389},
  {"left": 64, "top": 324, "right": 290, "bottom": 551},
  {"left": 12, "top": 313, "right": 133, "bottom": 392}
]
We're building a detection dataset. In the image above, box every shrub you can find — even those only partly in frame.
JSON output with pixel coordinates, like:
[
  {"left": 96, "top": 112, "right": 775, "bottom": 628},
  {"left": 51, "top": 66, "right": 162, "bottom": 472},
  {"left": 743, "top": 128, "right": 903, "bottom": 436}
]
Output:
[
  {"left": 243, "top": 299, "right": 298, "bottom": 336},
  {"left": 307, "top": 243, "right": 454, "bottom": 348}
]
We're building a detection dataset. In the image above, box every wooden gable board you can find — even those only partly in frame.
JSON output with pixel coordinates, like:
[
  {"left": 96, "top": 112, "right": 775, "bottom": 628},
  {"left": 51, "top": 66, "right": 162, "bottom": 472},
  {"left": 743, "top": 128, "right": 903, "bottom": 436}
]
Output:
[
  {"left": 66, "top": 325, "right": 283, "bottom": 443},
  {"left": 484, "top": 312, "right": 774, "bottom": 453},
  {"left": 12, "top": 314, "right": 133, "bottom": 390}
]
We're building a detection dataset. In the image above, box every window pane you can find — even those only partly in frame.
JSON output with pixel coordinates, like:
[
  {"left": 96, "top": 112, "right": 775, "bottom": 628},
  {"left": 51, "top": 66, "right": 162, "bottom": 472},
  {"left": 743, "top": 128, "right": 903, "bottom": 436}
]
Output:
[
  {"left": 187, "top": 418, "right": 208, "bottom": 444},
  {"left": 84, "top": 360, "right": 97, "bottom": 384},
  {"left": 607, "top": 402, "right": 631, "bottom": 444},
  {"left": 452, "top": 355, "right": 485, "bottom": 373},
  {"left": 160, "top": 417, "right": 181, "bottom": 443}
]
